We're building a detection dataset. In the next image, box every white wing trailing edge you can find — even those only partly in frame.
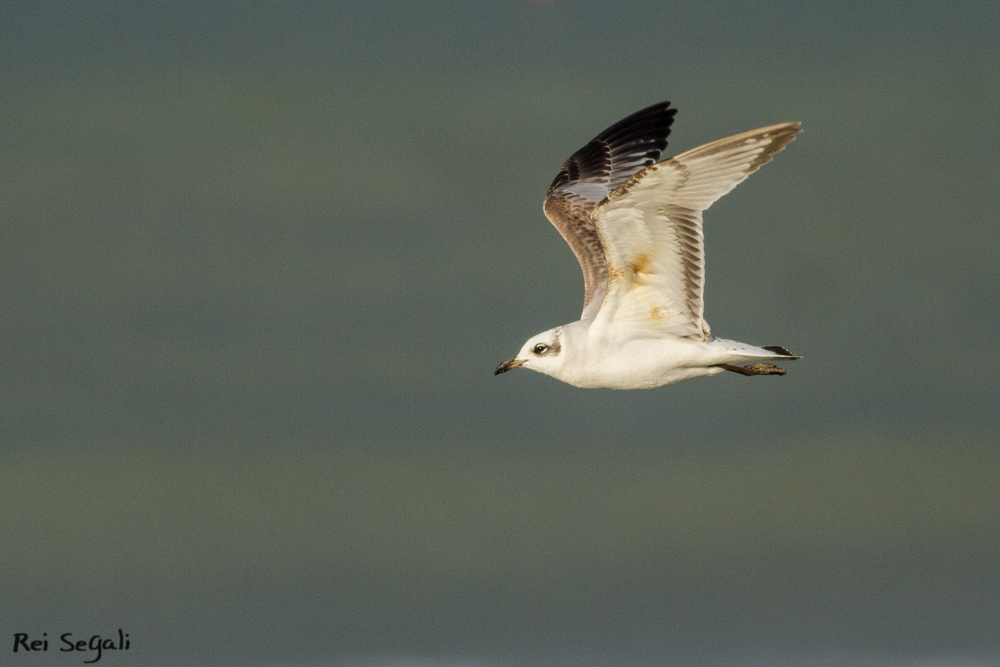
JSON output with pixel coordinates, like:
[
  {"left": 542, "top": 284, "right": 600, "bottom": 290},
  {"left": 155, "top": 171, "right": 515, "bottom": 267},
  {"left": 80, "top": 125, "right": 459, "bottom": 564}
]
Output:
[{"left": 590, "top": 122, "right": 802, "bottom": 341}]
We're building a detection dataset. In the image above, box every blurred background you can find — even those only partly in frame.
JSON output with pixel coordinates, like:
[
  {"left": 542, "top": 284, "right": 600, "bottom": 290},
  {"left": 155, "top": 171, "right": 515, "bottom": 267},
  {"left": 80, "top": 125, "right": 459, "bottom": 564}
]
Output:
[{"left": 1, "top": 2, "right": 998, "bottom": 666}]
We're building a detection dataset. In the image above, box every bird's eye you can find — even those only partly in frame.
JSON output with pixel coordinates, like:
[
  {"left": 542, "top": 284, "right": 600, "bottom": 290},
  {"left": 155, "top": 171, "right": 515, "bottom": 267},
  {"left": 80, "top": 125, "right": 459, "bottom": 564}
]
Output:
[{"left": 533, "top": 344, "right": 548, "bottom": 355}]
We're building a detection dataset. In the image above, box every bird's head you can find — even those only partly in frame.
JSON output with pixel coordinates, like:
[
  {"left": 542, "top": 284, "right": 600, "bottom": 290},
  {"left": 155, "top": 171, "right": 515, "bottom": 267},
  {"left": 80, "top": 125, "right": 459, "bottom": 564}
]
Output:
[{"left": 495, "top": 327, "right": 565, "bottom": 378}]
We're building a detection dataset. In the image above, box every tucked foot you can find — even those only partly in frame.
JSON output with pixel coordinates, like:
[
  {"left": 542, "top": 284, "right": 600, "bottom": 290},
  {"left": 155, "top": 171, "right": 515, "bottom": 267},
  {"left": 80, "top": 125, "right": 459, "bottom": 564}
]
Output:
[{"left": 716, "top": 363, "right": 788, "bottom": 376}]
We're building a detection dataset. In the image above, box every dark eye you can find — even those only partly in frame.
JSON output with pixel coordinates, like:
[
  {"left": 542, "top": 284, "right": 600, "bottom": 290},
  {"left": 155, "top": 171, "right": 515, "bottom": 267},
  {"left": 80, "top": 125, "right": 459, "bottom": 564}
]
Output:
[{"left": 533, "top": 344, "right": 548, "bottom": 355}]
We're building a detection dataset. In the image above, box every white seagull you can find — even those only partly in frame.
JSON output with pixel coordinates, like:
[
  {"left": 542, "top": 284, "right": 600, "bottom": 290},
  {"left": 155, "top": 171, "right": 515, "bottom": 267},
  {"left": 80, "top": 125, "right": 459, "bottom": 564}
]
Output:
[{"left": 495, "top": 101, "right": 801, "bottom": 389}]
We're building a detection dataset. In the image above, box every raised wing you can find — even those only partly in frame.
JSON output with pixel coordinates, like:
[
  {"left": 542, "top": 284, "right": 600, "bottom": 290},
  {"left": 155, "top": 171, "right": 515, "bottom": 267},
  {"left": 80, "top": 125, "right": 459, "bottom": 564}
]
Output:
[
  {"left": 590, "top": 122, "right": 802, "bottom": 340},
  {"left": 543, "top": 102, "right": 677, "bottom": 319}
]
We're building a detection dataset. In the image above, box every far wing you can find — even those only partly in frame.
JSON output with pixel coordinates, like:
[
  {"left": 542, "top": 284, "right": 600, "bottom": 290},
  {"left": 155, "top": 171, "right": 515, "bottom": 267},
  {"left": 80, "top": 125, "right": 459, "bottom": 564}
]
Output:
[
  {"left": 590, "top": 122, "right": 802, "bottom": 340},
  {"left": 543, "top": 102, "right": 676, "bottom": 319}
]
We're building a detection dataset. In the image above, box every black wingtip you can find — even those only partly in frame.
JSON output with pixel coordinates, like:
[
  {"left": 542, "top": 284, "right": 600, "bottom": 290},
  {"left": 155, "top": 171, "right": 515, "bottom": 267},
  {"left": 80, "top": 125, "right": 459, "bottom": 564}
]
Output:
[
  {"left": 594, "top": 101, "right": 677, "bottom": 147},
  {"left": 762, "top": 345, "right": 799, "bottom": 358},
  {"left": 549, "top": 101, "right": 679, "bottom": 196}
]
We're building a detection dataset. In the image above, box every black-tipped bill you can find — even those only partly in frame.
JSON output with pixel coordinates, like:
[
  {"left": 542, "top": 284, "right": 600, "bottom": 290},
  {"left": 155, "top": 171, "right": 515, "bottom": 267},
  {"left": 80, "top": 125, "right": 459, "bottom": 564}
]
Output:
[{"left": 494, "top": 357, "right": 524, "bottom": 375}]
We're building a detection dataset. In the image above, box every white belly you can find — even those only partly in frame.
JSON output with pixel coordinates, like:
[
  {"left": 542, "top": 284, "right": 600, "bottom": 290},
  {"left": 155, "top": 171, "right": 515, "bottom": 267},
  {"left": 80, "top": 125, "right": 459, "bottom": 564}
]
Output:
[{"left": 557, "top": 337, "right": 727, "bottom": 390}]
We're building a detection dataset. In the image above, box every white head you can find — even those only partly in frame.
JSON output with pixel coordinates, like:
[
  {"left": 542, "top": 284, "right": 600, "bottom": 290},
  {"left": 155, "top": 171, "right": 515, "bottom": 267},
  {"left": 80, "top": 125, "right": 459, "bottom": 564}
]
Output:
[{"left": 495, "top": 327, "right": 566, "bottom": 379}]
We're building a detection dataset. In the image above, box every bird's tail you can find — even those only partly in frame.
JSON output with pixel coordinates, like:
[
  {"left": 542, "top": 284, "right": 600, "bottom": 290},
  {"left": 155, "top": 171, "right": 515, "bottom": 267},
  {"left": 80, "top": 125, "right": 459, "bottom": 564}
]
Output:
[{"left": 708, "top": 338, "right": 801, "bottom": 364}]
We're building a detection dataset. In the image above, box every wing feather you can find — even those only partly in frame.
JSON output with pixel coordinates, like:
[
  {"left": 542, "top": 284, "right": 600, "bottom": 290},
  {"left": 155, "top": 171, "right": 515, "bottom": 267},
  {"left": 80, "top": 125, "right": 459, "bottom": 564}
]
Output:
[
  {"left": 543, "top": 102, "right": 677, "bottom": 319},
  {"left": 591, "top": 122, "right": 802, "bottom": 340}
]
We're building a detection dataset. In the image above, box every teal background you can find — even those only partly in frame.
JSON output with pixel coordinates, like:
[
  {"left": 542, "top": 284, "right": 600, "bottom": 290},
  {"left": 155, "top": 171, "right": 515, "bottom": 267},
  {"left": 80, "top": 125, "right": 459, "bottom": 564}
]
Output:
[{"left": 1, "top": 2, "right": 998, "bottom": 665}]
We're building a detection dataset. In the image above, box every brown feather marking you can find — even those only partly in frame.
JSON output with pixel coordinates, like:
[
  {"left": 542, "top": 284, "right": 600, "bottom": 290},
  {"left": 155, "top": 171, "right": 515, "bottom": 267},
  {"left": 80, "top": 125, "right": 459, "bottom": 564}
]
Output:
[
  {"left": 606, "top": 261, "right": 627, "bottom": 284},
  {"left": 649, "top": 306, "right": 670, "bottom": 321},
  {"left": 543, "top": 195, "right": 608, "bottom": 312},
  {"left": 629, "top": 252, "right": 654, "bottom": 275}
]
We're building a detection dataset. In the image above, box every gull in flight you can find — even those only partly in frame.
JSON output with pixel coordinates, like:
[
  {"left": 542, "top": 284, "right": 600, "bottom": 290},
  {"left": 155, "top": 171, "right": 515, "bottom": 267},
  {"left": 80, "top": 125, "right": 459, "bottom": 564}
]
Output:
[{"left": 495, "top": 101, "right": 801, "bottom": 389}]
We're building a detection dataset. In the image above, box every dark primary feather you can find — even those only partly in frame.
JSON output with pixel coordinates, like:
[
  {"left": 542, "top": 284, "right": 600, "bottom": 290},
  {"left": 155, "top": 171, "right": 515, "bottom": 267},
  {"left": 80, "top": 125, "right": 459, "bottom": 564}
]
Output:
[
  {"left": 543, "top": 102, "right": 677, "bottom": 317},
  {"left": 547, "top": 101, "right": 676, "bottom": 197}
]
